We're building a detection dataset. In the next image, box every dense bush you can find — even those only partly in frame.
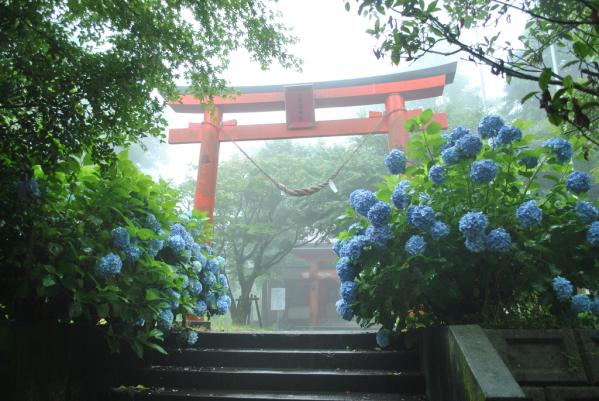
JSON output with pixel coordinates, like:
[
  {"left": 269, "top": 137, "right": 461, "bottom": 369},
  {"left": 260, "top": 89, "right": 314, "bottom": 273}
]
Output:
[
  {"left": 1, "top": 152, "right": 229, "bottom": 356},
  {"left": 334, "top": 111, "right": 599, "bottom": 343}
]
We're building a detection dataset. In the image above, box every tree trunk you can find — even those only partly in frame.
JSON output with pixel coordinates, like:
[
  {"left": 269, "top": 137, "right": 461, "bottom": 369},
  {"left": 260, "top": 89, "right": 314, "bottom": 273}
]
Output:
[{"left": 231, "top": 281, "right": 254, "bottom": 325}]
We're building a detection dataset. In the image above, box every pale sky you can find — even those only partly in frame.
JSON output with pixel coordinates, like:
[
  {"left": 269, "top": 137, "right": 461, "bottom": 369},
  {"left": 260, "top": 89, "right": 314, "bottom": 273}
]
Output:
[{"left": 144, "top": 0, "right": 512, "bottom": 184}]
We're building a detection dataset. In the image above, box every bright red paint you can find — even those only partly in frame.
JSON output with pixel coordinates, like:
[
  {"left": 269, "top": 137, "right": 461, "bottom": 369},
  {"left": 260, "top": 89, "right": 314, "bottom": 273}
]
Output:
[{"left": 168, "top": 65, "right": 456, "bottom": 221}]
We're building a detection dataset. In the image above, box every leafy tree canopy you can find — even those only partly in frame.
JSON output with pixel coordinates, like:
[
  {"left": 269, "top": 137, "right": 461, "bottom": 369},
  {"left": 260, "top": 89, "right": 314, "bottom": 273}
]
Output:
[
  {"left": 0, "top": 0, "right": 299, "bottom": 173},
  {"left": 345, "top": 0, "right": 599, "bottom": 146},
  {"left": 179, "top": 137, "right": 389, "bottom": 324}
]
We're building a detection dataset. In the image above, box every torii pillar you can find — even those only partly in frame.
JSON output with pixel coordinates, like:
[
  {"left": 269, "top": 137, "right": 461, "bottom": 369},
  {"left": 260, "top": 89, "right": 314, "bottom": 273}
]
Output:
[{"left": 168, "top": 62, "right": 457, "bottom": 220}]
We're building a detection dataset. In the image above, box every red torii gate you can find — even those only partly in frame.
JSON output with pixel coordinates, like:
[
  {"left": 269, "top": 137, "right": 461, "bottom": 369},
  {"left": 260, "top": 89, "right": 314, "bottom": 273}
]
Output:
[{"left": 167, "top": 62, "right": 456, "bottom": 220}]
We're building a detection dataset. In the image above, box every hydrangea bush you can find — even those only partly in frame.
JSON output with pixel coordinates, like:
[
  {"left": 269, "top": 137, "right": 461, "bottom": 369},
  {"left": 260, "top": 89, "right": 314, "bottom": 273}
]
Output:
[
  {"left": 5, "top": 152, "right": 229, "bottom": 357},
  {"left": 334, "top": 110, "right": 599, "bottom": 335}
]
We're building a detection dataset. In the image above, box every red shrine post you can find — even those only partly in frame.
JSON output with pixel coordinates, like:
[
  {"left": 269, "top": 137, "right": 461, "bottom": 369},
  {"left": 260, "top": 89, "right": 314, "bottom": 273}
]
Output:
[{"left": 167, "top": 62, "right": 456, "bottom": 219}]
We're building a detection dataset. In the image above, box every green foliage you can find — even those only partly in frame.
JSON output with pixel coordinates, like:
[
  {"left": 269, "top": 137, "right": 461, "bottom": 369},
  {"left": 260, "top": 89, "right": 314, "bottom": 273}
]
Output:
[
  {"left": 345, "top": 0, "right": 599, "bottom": 146},
  {"left": 0, "top": 0, "right": 299, "bottom": 174},
  {"left": 0, "top": 0, "right": 296, "bottom": 356},
  {"left": 337, "top": 110, "right": 599, "bottom": 332},
  {"left": 0, "top": 152, "right": 229, "bottom": 357}
]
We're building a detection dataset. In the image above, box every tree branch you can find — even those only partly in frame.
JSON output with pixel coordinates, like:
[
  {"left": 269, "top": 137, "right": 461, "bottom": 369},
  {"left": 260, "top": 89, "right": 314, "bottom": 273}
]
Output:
[
  {"left": 490, "top": 0, "right": 596, "bottom": 25},
  {"left": 427, "top": 15, "right": 599, "bottom": 98}
]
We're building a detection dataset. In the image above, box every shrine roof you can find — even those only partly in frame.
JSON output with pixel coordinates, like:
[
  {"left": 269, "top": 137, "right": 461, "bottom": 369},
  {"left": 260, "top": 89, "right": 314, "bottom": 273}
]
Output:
[{"left": 169, "top": 62, "right": 456, "bottom": 114}]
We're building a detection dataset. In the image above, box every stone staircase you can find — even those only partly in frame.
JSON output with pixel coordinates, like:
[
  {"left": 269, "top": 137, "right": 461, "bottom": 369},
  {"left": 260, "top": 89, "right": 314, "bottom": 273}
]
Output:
[{"left": 113, "top": 331, "right": 426, "bottom": 401}]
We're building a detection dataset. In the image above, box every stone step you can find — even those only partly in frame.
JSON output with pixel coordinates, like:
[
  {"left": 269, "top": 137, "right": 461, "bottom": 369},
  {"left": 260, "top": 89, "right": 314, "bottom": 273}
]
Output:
[
  {"left": 112, "top": 387, "right": 427, "bottom": 401},
  {"left": 151, "top": 348, "right": 418, "bottom": 370},
  {"left": 133, "top": 366, "right": 425, "bottom": 394},
  {"left": 176, "top": 331, "right": 379, "bottom": 350}
]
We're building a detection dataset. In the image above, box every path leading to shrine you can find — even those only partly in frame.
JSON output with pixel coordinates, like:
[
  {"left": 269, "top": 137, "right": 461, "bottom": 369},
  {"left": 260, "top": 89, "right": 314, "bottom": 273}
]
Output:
[{"left": 114, "top": 331, "right": 426, "bottom": 400}]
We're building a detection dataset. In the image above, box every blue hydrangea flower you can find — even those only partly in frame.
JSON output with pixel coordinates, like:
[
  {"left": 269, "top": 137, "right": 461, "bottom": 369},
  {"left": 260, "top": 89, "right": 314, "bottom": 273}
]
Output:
[
  {"left": 440, "top": 141, "right": 453, "bottom": 153},
  {"left": 189, "top": 280, "right": 203, "bottom": 296},
  {"left": 179, "top": 274, "right": 190, "bottom": 289},
  {"left": 543, "top": 138, "right": 573, "bottom": 163},
  {"left": 332, "top": 240, "right": 345, "bottom": 256},
  {"left": 144, "top": 214, "right": 161, "bottom": 233},
  {"left": 430, "top": 221, "right": 450, "bottom": 241},
  {"left": 441, "top": 146, "right": 460, "bottom": 165},
  {"left": 458, "top": 212, "right": 489, "bottom": 239},
  {"left": 340, "top": 281, "right": 357, "bottom": 303},
  {"left": 206, "top": 259, "right": 220, "bottom": 274},
  {"left": 455, "top": 134, "right": 483, "bottom": 158},
  {"left": 385, "top": 149, "right": 407, "bottom": 174},
  {"left": 204, "top": 292, "right": 217, "bottom": 309},
  {"left": 367, "top": 201, "right": 392, "bottom": 227},
  {"left": 202, "top": 271, "right": 217, "bottom": 287},
  {"left": 218, "top": 274, "right": 229, "bottom": 289},
  {"left": 167, "top": 288, "right": 180, "bottom": 309},
  {"left": 185, "top": 233, "right": 196, "bottom": 247},
  {"left": 340, "top": 235, "right": 368, "bottom": 262},
  {"left": 157, "top": 309, "right": 174, "bottom": 331},
  {"left": 587, "top": 221, "right": 599, "bottom": 246},
  {"left": 365, "top": 224, "right": 393, "bottom": 249},
  {"left": 167, "top": 235, "right": 186, "bottom": 253},
  {"left": 111, "top": 227, "right": 130, "bottom": 249},
  {"left": 336, "top": 299, "right": 354, "bottom": 321},
  {"left": 552, "top": 276, "right": 573, "bottom": 301},
  {"left": 391, "top": 181, "right": 411, "bottom": 209},
  {"left": 428, "top": 165, "right": 445, "bottom": 185},
  {"left": 572, "top": 294, "right": 592, "bottom": 313},
  {"left": 148, "top": 238, "right": 164, "bottom": 258},
  {"left": 376, "top": 328, "right": 392, "bottom": 348},
  {"left": 485, "top": 228, "right": 511, "bottom": 253},
  {"left": 336, "top": 257, "right": 358, "bottom": 282},
  {"left": 405, "top": 235, "right": 426, "bottom": 256},
  {"left": 517, "top": 200, "right": 543, "bottom": 228},
  {"left": 407, "top": 205, "right": 436, "bottom": 230},
  {"left": 124, "top": 245, "right": 141, "bottom": 261},
  {"left": 190, "top": 242, "right": 203, "bottom": 260},
  {"left": 448, "top": 126, "right": 471, "bottom": 143},
  {"left": 216, "top": 295, "right": 231, "bottom": 315},
  {"left": 94, "top": 253, "right": 122, "bottom": 279},
  {"left": 566, "top": 171, "right": 592, "bottom": 194},
  {"left": 181, "top": 330, "right": 198, "bottom": 346},
  {"left": 520, "top": 157, "right": 538, "bottom": 169},
  {"left": 464, "top": 237, "right": 486, "bottom": 253},
  {"left": 478, "top": 115, "right": 504, "bottom": 138},
  {"left": 349, "top": 189, "right": 378, "bottom": 216},
  {"left": 193, "top": 300, "right": 208, "bottom": 316},
  {"left": 470, "top": 160, "right": 499, "bottom": 184},
  {"left": 591, "top": 297, "right": 599, "bottom": 316},
  {"left": 575, "top": 201, "right": 599, "bottom": 223},
  {"left": 169, "top": 223, "right": 188, "bottom": 238},
  {"left": 495, "top": 125, "right": 522, "bottom": 146},
  {"left": 193, "top": 254, "right": 208, "bottom": 273}
]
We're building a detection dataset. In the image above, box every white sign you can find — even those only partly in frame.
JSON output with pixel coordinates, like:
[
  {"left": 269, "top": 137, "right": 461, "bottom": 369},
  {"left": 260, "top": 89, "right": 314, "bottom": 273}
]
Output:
[{"left": 270, "top": 287, "right": 286, "bottom": 311}]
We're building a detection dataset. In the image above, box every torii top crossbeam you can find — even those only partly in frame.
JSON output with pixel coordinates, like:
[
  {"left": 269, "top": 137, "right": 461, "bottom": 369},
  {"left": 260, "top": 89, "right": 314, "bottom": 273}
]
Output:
[{"left": 168, "top": 62, "right": 457, "bottom": 220}]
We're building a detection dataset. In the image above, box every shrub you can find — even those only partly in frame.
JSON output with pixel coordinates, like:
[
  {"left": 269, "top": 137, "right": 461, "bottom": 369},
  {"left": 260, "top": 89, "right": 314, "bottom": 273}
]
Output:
[
  {"left": 1, "top": 152, "right": 229, "bottom": 357},
  {"left": 334, "top": 111, "right": 599, "bottom": 333}
]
